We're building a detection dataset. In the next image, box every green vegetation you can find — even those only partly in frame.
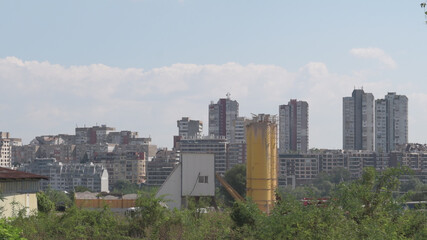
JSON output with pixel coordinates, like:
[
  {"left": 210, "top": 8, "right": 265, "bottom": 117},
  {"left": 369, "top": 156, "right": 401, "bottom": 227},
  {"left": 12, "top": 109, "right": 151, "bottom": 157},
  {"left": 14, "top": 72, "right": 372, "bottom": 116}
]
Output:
[
  {"left": 219, "top": 164, "right": 246, "bottom": 205},
  {"left": 400, "top": 175, "right": 427, "bottom": 201},
  {"left": 111, "top": 180, "right": 155, "bottom": 195},
  {"left": 422, "top": 1, "right": 427, "bottom": 23},
  {"left": 0, "top": 219, "right": 25, "bottom": 240},
  {"left": 280, "top": 167, "right": 351, "bottom": 199},
  {"left": 73, "top": 186, "right": 91, "bottom": 193},
  {"left": 0, "top": 167, "right": 426, "bottom": 239},
  {"left": 36, "top": 192, "right": 54, "bottom": 213}
]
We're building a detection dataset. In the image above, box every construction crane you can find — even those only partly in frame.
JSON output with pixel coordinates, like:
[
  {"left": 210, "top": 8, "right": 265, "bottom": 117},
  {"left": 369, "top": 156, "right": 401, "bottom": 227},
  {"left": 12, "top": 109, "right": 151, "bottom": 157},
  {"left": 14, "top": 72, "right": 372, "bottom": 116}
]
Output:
[{"left": 215, "top": 173, "right": 245, "bottom": 202}]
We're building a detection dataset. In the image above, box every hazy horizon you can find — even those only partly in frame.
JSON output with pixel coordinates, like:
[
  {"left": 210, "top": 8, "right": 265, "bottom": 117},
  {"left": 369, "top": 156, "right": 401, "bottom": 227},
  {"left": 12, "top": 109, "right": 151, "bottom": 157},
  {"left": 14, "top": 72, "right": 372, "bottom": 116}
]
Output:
[{"left": 1, "top": 1, "right": 427, "bottom": 148}]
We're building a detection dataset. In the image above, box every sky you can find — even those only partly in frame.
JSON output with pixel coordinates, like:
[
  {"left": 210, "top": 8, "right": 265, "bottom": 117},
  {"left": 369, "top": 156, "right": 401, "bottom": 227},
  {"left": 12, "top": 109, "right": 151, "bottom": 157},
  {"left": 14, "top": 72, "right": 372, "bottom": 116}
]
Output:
[{"left": 1, "top": 0, "right": 427, "bottom": 149}]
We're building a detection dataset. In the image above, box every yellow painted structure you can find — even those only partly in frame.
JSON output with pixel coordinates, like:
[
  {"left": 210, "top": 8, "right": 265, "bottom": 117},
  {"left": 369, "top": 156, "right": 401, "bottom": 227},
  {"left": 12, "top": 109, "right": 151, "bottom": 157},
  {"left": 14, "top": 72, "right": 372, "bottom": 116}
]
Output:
[
  {"left": 0, "top": 193, "right": 38, "bottom": 217},
  {"left": 246, "top": 114, "right": 277, "bottom": 214}
]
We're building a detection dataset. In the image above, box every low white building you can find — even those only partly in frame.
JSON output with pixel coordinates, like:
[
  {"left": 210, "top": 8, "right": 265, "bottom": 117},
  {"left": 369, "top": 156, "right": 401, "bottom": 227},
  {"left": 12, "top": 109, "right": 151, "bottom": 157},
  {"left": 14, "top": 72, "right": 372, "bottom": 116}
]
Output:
[{"left": 156, "top": 153, "right": 215, "bottom": 210}]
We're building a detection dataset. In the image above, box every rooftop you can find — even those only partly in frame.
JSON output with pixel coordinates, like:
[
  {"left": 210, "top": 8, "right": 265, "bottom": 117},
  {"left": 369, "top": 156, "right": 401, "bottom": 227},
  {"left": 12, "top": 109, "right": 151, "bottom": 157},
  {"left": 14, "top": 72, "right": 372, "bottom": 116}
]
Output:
[{"left": 0, "top": 167, "right": 48, "bottom": 180}]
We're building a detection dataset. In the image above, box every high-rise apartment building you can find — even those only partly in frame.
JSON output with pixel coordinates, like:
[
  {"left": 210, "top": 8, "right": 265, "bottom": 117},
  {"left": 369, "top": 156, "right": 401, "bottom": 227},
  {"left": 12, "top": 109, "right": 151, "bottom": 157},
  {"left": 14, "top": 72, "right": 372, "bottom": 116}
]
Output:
[
  {"left": 227, "top": 142, "right": 247, "bottom": 169},
  {"left": 208, "top": 95, "right": 239, "bottom": 140},
  {"left": 0, "top": 132, "right": 11, "bottom": 168},
  {"left": 0, "top": 132, "right": 22, "bottom": 167},
  {"left": 177, "top": 117, "right": 203, "bottom": 139},
  {"left": 375, "top": 92, "right": 408, "bottom": 153},
  {"left": 343, "top": 89, "right": 374, "bottom": 151},
  {"left": 279, "top": 100, "right": 309, "bottom": 154},
  {"left": 230, "top": 117, "right": 247, "bottom": 143},
  {"left": 208, "top": 96, "right": 247, "bottom": 170},
  {"left": 176, "top": 137, "right": 228, "bottom": 174}
]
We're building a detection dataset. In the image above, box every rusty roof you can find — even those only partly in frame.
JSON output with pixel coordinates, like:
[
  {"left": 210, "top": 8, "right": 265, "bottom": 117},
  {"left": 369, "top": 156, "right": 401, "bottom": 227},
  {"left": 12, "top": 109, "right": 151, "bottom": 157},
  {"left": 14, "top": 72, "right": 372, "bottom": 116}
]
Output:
[{"left": 0, "top": 167, "right": 48, "bottom": 180}]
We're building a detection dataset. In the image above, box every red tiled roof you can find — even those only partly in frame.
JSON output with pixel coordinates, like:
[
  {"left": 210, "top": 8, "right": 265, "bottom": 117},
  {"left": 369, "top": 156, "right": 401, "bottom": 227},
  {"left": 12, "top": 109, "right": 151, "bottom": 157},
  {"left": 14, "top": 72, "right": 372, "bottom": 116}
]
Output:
[{"left": 0, "top": 167, "right": 48, "bottom": 180}]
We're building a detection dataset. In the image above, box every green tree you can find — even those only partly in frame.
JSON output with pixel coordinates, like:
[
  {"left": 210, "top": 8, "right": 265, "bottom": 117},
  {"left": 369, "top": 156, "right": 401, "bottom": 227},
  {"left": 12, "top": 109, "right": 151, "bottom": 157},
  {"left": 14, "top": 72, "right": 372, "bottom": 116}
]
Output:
[
  {"left": 230, "top": 200, "right": 259, "bottom": 228},
  {"left": 74, "top": 186, "right": 91, "bottom": 193},
  {"left": 279, "top": 185, "right": 321, "bottom": 199},
  {"left": 4, "top": 167, "right": 427, "bottom": 239},
  {"left": 329, "top": 167, "right": 351, "bottom": 184},
  {"left": 219, "top": 164, "right": 246, "bottom": 204},
  {"left": 44, "top": 188, "right": 73, "bottom": 209},
  {"left": 422, "top": 1, "right": 427, "bottom": 24},
  {"left": 328, "top": 167, "right": 424, "bottom": 238},
  {"left": 0, "top": 219, "right": 26, "bottom": 240},
  {"left": 11, "top": 206, "right": 129, "bottom": 240},
  {"left": 333, "top": 167, "right": 404, "bottom": 219},
  {"left": 410, "top": 183, "right": 427, "bottom": 201},
  {"left": 112, "top": 180, "right": 140, "bottom": 194},
  {"left": 36, "top": 192, "right": 54, "bottom": 213},
  {"left": 127, "top": 192, "right": 169, "bottom": 238}
]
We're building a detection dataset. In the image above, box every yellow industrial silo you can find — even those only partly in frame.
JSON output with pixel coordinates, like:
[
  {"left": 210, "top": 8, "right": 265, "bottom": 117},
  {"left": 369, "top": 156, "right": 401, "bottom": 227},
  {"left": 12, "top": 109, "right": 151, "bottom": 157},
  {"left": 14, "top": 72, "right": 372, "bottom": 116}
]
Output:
[{"left": 246, "top": 114, "right": 277, "bottom": 214}]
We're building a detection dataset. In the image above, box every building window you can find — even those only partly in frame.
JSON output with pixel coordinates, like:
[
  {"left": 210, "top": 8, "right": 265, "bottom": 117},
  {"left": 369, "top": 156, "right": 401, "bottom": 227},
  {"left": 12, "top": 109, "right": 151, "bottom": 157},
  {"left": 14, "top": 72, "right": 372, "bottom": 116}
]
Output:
[{"left": 198, "top": 176, "right": 208, "bottom": 183}]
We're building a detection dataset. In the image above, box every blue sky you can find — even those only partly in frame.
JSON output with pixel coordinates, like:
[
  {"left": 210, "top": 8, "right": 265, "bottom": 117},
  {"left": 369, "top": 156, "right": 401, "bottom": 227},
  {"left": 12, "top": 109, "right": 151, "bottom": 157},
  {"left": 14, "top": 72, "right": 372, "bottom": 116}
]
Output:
[{"left": 1, "top": 0, "right": 427, "bottom": 148}]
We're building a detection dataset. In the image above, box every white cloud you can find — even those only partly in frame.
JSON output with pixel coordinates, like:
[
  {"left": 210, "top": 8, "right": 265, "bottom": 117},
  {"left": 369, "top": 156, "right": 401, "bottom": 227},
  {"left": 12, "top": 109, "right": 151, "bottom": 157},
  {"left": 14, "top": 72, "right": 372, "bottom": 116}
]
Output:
[
  {"left": 350, "top": 47, "right": 397, "bottom": 69},
  {"left": 0, "top": 56, "right": 417, "bottom": 149}
]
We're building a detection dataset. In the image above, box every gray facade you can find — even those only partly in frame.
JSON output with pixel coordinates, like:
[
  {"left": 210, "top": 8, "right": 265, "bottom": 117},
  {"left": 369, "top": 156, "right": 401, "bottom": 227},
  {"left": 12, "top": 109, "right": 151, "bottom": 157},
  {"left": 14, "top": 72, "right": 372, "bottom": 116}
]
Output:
[
  {"left": 227, "top": 142, "right": 246, "bottom": 169},
  {"left": 279, "top": 100, "right": 309, "bottom": 154},
  {"left": 177, "top": 117, "right": 203, "bottom": 139},
  {"left": 0, "top": 132, "right": 22, "bottom": 168},
  {"left": 208, "top": 97, "right": 246, "bottom": 170},
  {"left": 375, "top": 93, "right": 408, "bottom": 153},
  {"left": 279, "top": 150, "right": 379, "bottom": 187},
  {"left": 146, "top": 160, "right": 179, "bottom": 186},
  {"left": 0, "top": 133, "right": 12, "bottom": 168},
  {"left": 208, "top": 96, "right": 239, "bottom": 140},
  {"left": 279, "top": 147, "right": 427, "bottom": 187},
  {"left": 19, "top": 158, "right": 109, "bottom": 192},
  {"left": 177, "top": 137, "right": 228, "bottom": 174},
  {"left": 13, "top": 126, "right": 156, "bottom": 165},
  {"left": 94, "top": 152, "right": 146, "bottom": 187},
  {"left": 343, "top": 89, "right": 374, "bottom": 151},
  {"left": 230, "top": 117, "right": 247, "bottom": 143},
  {"left": 146, "top": 148, "right": 179, "bottom": 186}
]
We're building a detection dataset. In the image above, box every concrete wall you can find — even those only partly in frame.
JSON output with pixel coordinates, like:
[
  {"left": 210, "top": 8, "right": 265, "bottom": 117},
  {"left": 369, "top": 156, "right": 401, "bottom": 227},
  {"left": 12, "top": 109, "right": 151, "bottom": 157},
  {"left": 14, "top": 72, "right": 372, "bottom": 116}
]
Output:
[
  {"left": 156, "top": 164, "right": 182, "bottom": 210},
  {"left": 156, "top": 153, "right": 215, "bottom": 210},
  {"left": 0, "top": 193, "right": 38, "bottom": 217},
  {"left": 181, "top": 153, "right": 215, "bottom": 197}
]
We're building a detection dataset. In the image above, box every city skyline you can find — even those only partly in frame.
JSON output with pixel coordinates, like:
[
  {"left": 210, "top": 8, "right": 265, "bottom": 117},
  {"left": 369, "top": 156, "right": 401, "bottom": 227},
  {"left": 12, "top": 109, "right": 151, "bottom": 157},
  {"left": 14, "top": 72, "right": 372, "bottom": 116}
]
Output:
[
  {"left": 1, "top": 1, "right": 427, "bottom": 149},
  {"left": 1, "top": 90, "right": 411, "bottom": 151}
]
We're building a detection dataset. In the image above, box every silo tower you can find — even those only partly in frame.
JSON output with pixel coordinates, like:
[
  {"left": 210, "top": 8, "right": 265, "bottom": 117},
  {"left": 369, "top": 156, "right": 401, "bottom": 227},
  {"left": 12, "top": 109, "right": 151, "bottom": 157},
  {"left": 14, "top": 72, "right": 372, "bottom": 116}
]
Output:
[{"left": 246, "top": 114, "right": 278, "bottom": 213}]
